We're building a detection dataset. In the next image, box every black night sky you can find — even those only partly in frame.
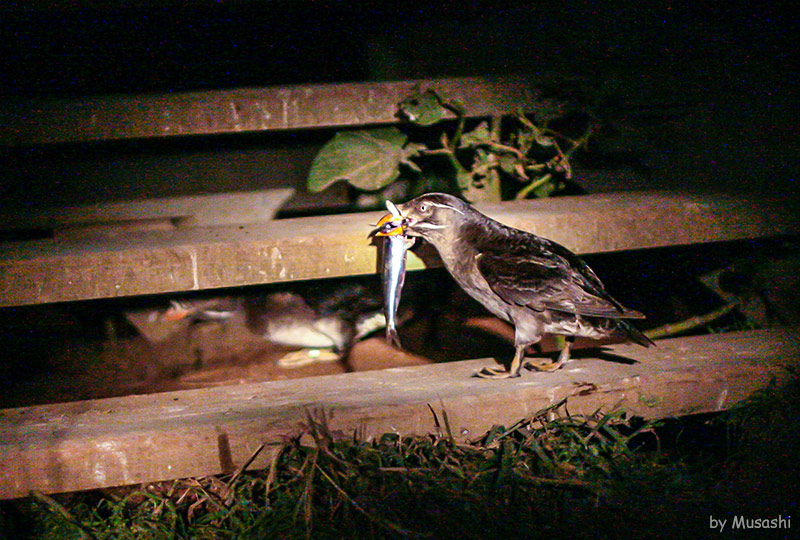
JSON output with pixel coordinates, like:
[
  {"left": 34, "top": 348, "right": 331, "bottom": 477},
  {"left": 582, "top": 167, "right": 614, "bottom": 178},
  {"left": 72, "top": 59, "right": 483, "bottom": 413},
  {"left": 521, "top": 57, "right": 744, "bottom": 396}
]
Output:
[{"left": 1, "top": 2, "right": 795, "bottom": 99}]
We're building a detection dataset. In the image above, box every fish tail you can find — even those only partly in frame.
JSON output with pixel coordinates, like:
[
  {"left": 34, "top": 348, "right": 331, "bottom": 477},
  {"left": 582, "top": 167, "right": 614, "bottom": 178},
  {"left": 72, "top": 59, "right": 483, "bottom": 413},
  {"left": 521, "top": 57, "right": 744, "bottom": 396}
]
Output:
[{"left": 386, "top": 326, "right": 403, "bottom": 349}]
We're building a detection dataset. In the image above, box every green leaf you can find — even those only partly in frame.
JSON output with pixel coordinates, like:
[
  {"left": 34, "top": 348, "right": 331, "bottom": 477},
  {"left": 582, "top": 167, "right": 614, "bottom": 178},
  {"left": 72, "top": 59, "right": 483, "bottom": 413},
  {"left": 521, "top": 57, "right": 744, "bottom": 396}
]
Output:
[
  {"left": 307, "top": 128, "right": 409, "bottom": 192},
  {"left": 533, "top": 179, "right": 557, "bottom": 198},
  {"left": 459, "top": 121, "right": 492, "bottom": 147},
  {"left": 455, "top": 167, "right": 473, "bottom": 192},
  {"left": 400, "top": 142, "right": 426, "bottom": 173},
  {"left": 398, "top": 90, "right": 449, "bottom": 126},
  {"left": 497, "top": 153, "right": 520, "bottom": 175},
  {"left": 516, "top": 127, "right": 536, "bottom": 154},
  {"left": 472, "top": 147, "right": 492, "bottom": 169}
]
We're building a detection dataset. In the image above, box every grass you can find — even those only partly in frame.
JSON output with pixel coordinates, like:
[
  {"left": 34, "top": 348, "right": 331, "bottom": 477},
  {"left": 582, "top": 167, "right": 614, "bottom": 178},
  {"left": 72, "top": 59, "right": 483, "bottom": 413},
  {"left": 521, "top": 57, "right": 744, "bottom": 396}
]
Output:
[{"left": 1, "top": 370, "right": 798, "bottom": 540}]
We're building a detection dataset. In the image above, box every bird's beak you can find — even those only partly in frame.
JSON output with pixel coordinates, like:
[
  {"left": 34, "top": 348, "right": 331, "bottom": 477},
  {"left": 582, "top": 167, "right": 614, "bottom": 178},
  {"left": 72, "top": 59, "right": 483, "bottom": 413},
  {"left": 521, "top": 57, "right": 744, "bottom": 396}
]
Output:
[
  {"left": 163, "top": 300, "right": 192, "bottom": 321},
  {"left": 374, "top": 200, "right": 407, "bottom": 236}
]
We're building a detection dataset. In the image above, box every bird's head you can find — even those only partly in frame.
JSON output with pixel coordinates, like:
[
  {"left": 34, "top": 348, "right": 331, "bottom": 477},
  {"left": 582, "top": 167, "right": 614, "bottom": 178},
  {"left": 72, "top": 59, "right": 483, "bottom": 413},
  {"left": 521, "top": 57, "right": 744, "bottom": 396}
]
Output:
[{"left": 374, "top": 193, "right": 472, "bottom": 242}]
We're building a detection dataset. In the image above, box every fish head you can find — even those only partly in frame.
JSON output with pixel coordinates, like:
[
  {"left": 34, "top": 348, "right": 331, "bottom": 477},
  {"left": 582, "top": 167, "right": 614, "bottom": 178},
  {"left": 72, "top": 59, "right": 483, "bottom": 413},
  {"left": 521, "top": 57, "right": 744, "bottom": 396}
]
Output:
[
  {"left": 376, "top": 193, "right": 470, "bottom": 240},
  {"left": 374, "top": 200, "right": 408, "bottom": 236}
]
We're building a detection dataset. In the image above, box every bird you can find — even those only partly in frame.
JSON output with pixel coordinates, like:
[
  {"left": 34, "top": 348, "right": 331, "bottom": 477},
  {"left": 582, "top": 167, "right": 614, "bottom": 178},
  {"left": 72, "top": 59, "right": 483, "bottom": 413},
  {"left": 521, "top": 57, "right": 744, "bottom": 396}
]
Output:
[
  {"left": 154, "top": 280, "right": 387, "bottom": 368},
  {"left": 243, "top": 280, "right": 385, "bottom": 367},
  {"left": 375, "top": 192, "right": 652, "bottom": 378}
]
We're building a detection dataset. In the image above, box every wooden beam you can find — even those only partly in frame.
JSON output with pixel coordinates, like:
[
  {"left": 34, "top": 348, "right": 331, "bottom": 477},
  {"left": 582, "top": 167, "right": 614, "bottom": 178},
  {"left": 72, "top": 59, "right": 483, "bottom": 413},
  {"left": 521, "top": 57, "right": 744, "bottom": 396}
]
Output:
[
  {"left": 0, "top": 328, "right": 796, "bottom": 499},
  {"left": 0, "top": 76, "right": 547, "bottom": 145},
  {"left": 0, "top": 189, "right": 294, "bottom": 233},
  {"left": 0, "top": 191, "right": 797, "bottom": 307}
]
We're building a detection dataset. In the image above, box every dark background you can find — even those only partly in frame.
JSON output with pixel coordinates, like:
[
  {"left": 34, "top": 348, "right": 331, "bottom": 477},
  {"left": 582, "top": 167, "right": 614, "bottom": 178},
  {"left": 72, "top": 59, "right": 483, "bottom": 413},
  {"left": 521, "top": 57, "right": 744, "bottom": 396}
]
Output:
[
  {"left": 2, "top": 1, "right": 795, "bottom": 99},
  {"left": 1, "top": 0, "right": 798, "bottom": 208}
]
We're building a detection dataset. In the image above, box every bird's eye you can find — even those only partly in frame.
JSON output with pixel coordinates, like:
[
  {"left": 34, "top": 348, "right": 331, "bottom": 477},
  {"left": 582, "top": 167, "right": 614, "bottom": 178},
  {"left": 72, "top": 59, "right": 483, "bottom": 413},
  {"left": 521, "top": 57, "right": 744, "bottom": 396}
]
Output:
[{"left": 419, "top": 204, "right": 428, "bottom": 213}]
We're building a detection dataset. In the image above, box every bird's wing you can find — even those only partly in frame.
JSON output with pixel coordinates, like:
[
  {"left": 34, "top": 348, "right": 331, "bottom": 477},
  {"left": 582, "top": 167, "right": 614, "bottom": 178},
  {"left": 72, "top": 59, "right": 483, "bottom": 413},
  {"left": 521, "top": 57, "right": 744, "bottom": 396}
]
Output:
[{"left": 476, "top": 252, "right": 644, "bottom": 319}]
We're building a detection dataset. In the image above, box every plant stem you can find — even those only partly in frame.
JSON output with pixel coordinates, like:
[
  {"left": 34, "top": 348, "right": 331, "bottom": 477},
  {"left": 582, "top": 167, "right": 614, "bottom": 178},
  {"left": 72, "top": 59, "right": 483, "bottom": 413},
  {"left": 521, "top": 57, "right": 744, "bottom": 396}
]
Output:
[
  {"left": 482, "top": 116, "right": 502, "bottom": 202},
  {"left": 516, "top": 174, "right": 553, "bottom": 200},
  {"left": 487, "top": 141, "right": 526, "bottom": 160},
  {"left": 644, "top": 302, "right": 740, "bottom": 340}
]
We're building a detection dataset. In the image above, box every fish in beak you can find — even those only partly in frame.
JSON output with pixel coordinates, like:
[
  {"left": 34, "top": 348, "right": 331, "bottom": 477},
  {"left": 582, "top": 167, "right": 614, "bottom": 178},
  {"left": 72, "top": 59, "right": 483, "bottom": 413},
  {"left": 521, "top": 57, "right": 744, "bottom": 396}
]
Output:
[
  {"left": 373, "top": 199, "right": 412, "bottom": 349},
  {"left": 374, "top": 200, "right": 406, "bottom": 236}
]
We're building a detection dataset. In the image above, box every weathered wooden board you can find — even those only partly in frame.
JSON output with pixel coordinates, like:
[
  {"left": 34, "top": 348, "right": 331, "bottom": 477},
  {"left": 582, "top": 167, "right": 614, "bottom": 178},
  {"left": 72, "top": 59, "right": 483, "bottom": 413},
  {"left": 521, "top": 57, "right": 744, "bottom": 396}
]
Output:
[
  {"left": 0, "top": 328, "right": 796, "bottom": 499},
  {"left": 0, "top": 191, "right": 797, "bottom": 307},
  {"left": 0, "top": 76, "right": 547, "bottom": 145},
  {"left": 0, "top": 189, "right": 295, "bottom": 234}
]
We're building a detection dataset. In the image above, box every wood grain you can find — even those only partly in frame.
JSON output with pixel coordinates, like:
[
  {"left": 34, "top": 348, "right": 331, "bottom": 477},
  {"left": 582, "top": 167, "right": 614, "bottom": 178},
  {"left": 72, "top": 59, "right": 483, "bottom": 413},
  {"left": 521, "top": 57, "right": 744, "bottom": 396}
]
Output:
[
  {"left": 0, "top": 328, "right": 796, "bottom": 499},
  {"left": 0, "top": 76, "right": 547, "bottom": 145},
  {"left": 0, "top": 189, "right": 295, "bottom": 233},
  {"left": 0, "top": 191, "right": 796, "bottom": 307}
]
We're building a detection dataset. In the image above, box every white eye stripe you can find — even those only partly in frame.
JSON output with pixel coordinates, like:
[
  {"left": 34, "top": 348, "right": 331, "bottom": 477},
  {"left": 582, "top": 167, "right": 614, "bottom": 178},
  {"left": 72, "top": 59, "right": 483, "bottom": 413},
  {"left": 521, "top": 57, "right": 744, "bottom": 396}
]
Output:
[
  {"left": 416, "top": 222, "right": 448, "bottom": 229},
  {"left": 426, "top": 201, "right": 464, "bottom": 215}
]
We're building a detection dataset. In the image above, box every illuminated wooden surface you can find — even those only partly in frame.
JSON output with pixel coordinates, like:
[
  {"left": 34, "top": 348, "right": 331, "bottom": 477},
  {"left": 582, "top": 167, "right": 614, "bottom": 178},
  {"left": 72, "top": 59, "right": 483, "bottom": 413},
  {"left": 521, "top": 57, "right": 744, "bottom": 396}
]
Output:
[
  {"left": 0, "top": 328, "right": 796, "bottom": 499},
  {"left": 0, "top": 76, "right": 549, "bottom": 145},
  {"left": 0, "top": 190, "right": 796, "bottom": 307}
]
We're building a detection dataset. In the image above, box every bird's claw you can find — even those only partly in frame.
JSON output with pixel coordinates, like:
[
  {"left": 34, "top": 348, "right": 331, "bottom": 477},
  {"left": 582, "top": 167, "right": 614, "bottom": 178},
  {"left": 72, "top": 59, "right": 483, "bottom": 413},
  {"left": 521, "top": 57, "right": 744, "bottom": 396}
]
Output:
[
  {"left": 523, "top": 358, "right": 567, "bottom": 372},
  {"left": 473, "top": 366, "right": 520, "bottom": 379}
]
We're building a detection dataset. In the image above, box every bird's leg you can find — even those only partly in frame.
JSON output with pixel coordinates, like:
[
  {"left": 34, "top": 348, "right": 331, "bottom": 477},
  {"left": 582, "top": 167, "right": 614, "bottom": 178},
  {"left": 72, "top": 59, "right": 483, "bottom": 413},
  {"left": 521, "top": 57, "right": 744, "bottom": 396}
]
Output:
[
  {"left": 474, "top": 344, "right": 526, "bottom": 379},
  {"left": 527, "top": 336, "right": 574, "bottom": 372}
]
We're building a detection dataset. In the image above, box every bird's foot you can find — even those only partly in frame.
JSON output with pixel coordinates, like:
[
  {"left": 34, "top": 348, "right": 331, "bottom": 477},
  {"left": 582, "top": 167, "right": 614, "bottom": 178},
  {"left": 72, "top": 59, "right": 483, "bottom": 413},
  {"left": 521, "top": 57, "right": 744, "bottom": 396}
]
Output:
[
  {"left": 524, "top": 357, "right": 567, "bottom": 372},
  {"left": 524, "top": 342, "right": 572, "bottom": 372},
  {"left": 473, "top": 366, "right": 520, "bottom": 379}
]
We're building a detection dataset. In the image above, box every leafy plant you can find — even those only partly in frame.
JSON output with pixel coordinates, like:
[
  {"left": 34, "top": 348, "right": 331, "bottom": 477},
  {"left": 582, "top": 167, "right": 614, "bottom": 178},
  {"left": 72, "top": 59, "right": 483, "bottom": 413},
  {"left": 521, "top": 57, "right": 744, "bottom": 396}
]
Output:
[{"left": 307, "top": 87, "right": 594, "bottom": 203}]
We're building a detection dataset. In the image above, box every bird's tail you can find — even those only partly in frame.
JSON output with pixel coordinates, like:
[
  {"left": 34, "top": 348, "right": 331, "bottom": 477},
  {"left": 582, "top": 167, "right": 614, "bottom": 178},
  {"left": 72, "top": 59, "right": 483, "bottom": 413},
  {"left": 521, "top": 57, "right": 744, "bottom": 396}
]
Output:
[{"left": 618, "top": 319, "right": 655, "bottom": 347}]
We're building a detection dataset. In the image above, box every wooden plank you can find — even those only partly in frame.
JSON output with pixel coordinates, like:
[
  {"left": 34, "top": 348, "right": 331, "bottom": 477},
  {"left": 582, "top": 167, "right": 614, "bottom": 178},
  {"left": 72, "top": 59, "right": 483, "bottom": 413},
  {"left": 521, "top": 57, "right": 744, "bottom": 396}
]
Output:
[
  {"left": 0, "top": 191, "right": 797, "bottom": 307},
  {"left": 0, "top": 328, "right": 796, "bottom": 499},
  {"left": 0, "top": 189, "right": 294, "bottom": 233},
  {"left": 0, "top": 76, "right": 547, "bottom": 145}
]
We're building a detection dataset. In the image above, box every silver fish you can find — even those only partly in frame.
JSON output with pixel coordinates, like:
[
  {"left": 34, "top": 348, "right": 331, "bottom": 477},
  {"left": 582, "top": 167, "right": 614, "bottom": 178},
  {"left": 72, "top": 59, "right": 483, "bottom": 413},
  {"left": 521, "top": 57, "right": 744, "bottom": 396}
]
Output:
[
  {"left": 382, "top": 231, "right": 410, "bottom": 348},
  {"left": 377, "top": 200, "right": 413, "bottom": 348}
]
